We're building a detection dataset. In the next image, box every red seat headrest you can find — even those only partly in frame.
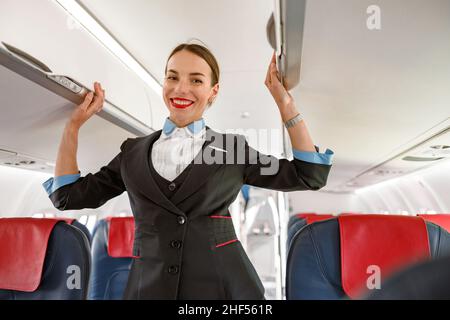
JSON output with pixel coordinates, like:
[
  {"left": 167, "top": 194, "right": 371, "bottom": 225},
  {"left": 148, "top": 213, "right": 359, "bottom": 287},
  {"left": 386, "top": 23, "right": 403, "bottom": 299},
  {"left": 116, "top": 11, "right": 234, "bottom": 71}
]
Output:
[
  {"left": 106, "top": 217, "right": 136, "bottom": 258},
  {"left": 57, "top": 218, "right": 75, "bottom": 224},
  {"left": 339, "top": 215, "right": 430, "bottom": 299},
  {"left": 418, "top": 214, "right": 450, "bottom": 232},
  {"left": 0, "top": 218, "right": 62, "bottom": 292},
  {"left": 297, "top": 213, "right": 334, "bottom": 224}
]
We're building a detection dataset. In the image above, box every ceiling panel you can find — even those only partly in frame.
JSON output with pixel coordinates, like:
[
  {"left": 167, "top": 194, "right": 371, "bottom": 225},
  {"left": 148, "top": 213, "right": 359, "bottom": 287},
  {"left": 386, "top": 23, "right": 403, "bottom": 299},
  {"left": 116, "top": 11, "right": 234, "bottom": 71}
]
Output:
[{"left": 61, "top": 0, "right": 450, "bottom": 190}]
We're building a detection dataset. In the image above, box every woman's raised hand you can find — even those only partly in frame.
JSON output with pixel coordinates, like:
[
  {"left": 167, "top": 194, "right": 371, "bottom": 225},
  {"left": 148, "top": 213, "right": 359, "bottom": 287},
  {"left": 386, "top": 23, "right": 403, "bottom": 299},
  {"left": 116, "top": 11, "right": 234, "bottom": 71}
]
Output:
[
  {"left": 69, "top": 82, "right": 105, "bottom": 129},
  {"left": 264, "top": 52, "right": 294, "bottom": 109}
]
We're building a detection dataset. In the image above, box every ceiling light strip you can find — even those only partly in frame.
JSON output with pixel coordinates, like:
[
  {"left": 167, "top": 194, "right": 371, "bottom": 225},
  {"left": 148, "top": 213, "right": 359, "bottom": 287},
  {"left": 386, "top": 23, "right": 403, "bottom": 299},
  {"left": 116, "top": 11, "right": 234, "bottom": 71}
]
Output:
[{"left": 55, "top": 0, "right": 162, "bottom": 97}]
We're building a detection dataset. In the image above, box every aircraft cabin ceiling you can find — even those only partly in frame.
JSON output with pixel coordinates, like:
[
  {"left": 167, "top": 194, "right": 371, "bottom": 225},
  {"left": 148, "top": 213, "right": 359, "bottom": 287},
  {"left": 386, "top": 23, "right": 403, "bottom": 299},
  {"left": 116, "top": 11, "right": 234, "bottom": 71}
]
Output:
[
  {"left": 0, "top": 0, "right": 448, "bottom": 193},
  {"left": 77, "top": 0, "right": 450, "bottom": 192}
]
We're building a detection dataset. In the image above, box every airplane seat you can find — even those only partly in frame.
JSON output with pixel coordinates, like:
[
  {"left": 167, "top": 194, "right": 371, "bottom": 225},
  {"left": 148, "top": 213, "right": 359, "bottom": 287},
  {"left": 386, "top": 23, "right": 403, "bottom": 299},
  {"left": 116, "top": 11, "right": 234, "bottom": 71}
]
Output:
[
  {"left": 286, "top": 215, "right": 450, "bottom": 300},
  {"left": 424, "top": 220, "right": 450, "bottom": 256},
  {"left": 417, "top": 214, "right": 450, "bottom": 233},
  {"left": 367, "top": 253, "right": 450, "bottom": 300},
  {"left": 71, "top": 220, "right": 92, "bottom": 245},
  {"left": 287, "top": 219, "right": 308, "bottom": 252},
  {"left": 287, "top": 213, "right": 315, "bottom": 230},
  {"left": 88, "top": 217, "right": 135, "bottom": 300},
  {"left": 55, "top": 218, "right": 92, "bottom": 245},
  {"left": 287, "top": 213, "right": 335, "bottom": 252},
  {"left": 0, "top": 218, "right": 91, "bottom": 299}
]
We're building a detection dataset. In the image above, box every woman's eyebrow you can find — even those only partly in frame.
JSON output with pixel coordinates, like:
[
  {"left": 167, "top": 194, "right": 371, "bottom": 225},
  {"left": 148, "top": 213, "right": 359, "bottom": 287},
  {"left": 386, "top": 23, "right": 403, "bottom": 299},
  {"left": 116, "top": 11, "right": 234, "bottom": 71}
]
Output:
[{"left": 167, "top": 69, "right": 206, "bottom": 77}]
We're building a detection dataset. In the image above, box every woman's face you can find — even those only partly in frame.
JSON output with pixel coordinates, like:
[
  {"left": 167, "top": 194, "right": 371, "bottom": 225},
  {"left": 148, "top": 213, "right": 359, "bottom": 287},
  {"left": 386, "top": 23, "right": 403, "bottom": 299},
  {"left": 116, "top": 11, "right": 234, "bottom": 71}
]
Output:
[{"left": 163, "top": 50, "right": 219, "bottom": 125}]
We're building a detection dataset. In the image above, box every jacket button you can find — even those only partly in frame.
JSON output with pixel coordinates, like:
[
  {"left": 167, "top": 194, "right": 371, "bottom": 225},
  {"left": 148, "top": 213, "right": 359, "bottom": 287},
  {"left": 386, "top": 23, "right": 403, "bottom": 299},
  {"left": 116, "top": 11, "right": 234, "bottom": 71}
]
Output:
[
  {"left": 168, "top": 182, "right": 176, "bottom": 191},
  {"left": 170, "top": 240, "right": 182, "bottom": 249},
  {"left": 177, "top": 216, "right": 186, "bottom": 225},
  {"left": 168, "top": 265, "right": 179, "bottom": 275}
]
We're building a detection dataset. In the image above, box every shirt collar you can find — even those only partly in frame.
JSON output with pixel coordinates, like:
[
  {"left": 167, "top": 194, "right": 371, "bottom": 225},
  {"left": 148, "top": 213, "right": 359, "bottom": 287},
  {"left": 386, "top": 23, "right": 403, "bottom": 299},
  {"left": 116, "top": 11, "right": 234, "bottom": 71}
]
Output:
[{"left": 162, "top": 117, "right": 206, "bottom": 136}]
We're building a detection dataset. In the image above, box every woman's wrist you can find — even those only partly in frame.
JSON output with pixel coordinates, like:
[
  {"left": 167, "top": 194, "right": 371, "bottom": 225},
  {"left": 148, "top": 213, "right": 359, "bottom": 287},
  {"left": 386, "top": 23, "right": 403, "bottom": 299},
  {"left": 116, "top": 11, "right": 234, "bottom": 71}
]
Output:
[
  {"left": 278, "top": 101, "right": 300, "bottom": 123},
  {"left": 66, "top": 121, "right": 81, "bottom": 133}
]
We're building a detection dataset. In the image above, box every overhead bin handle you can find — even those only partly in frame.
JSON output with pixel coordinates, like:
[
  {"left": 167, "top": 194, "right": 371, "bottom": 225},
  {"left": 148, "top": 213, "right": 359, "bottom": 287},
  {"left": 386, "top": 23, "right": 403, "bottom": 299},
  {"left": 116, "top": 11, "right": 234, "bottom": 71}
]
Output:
[{"left": 1, "top": 42, "right": 52, "bottom": 73}]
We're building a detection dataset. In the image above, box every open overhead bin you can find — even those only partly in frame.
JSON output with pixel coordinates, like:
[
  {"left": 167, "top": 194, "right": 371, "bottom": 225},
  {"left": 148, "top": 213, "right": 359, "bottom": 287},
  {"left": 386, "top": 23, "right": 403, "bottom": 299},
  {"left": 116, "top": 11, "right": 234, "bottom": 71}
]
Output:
[
  {"left": 0, "top": 0, "right": 157, "bottom": 132},
  {"left": 266, "top": 0, "right": 307, "bottom": 90}
]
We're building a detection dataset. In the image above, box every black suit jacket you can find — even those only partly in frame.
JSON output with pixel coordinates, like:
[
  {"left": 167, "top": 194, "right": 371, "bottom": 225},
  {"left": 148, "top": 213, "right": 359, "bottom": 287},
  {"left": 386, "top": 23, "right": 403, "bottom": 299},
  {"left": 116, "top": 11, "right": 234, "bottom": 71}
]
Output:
[{"left": 48, "top": 126, "right": 332, "bottom": 299}]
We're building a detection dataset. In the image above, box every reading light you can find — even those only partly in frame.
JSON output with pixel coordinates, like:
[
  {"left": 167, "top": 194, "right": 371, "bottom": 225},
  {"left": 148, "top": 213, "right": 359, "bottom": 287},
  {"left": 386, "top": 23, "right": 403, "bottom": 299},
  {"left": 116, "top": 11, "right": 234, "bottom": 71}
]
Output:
[{"left": 55, "top": 0, "right": 162, "bottom": 97}]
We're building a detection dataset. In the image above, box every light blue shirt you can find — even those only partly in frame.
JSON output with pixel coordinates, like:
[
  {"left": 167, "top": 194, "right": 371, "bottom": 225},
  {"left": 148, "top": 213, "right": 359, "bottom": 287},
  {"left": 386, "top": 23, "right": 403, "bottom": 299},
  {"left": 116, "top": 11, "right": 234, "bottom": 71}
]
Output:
[{"left": 42, "top": 117, "right": 334, "bottom": 196}]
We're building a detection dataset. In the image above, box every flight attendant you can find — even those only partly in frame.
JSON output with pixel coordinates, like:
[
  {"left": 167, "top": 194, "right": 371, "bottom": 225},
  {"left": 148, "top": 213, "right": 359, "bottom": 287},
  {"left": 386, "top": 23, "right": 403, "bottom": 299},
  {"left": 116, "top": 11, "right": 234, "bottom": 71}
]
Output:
[{"left": 43, "top": 43, "right": 334, "bottom": 299}]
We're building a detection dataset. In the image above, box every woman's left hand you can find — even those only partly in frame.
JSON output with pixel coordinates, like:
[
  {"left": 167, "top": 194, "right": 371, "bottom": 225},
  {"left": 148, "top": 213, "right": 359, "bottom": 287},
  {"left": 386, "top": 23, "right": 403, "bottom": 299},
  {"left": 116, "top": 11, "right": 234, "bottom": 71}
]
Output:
[{"left": 265, "top": 52, "right": 294, "bottom": 108}]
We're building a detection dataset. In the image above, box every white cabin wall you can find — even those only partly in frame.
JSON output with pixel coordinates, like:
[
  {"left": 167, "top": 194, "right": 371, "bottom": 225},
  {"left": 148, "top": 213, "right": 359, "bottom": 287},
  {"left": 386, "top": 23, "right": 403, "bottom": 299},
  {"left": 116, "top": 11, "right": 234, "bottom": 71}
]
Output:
[
  {"left": 0, "top": 166, "right": 132, "bottom": 219},
  {"left": 289, "top": 160, "right": 450, "bottom": 216},
  {"left": 288, "top": 190, "right": 362, "bottom": 215},
  {"left": 352, "top": 160, "right": 450, "bottom": 215}
]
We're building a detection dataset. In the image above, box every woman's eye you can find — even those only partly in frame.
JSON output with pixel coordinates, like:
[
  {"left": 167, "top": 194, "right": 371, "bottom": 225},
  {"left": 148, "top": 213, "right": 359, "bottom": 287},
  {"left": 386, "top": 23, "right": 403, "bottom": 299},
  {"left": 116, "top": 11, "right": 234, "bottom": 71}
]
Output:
[
  {"left": 166, "top": 76, "right": 176, "bottom": 80},
  {"left": 192, "top": 79, "right": 203, "bottom": 84}
]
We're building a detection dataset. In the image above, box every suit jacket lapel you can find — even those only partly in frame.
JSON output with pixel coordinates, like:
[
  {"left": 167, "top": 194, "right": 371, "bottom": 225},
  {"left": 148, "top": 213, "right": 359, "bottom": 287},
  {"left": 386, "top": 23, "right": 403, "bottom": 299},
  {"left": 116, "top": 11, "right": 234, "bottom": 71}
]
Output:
[
  {"left": 125, "top": 130, "right": 186, "bottom": 217},
  {"left": 170, "top": 127, "right": 226, "bottom": 206},
  {"left": 126, "top": 127, "right": 227, "bottom": 215}
]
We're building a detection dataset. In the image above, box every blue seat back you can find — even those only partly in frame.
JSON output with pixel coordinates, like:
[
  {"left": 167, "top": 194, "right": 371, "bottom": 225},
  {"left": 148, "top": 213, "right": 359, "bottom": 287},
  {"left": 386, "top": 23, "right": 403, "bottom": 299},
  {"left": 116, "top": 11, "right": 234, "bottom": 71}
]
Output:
[
  {"left": 88, "top": 219, "right": 132, "bottom": 300},
  {"left": 72, "top": 220, "right": 92, "bottom": 245},
  {"left": 287, "top": 219, "right": 307, "bottom": 252},
  {"left": 286, "top": 218, "right": 450, "bottom": 299},
  {"left": 0, "top": 221, "right": 91, "bottom": 300}
]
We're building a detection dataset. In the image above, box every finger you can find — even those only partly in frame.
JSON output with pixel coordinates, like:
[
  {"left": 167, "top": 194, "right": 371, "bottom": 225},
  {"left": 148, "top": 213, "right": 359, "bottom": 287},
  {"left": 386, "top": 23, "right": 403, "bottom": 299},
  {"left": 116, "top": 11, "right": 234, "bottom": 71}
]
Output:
[
  {"left": 88, "top": 93, "right": 104, "bottom": 114},
  {"left": 270, "top": 61, "right": 281, "bottom": 84},
  {"left": 271, "top": 52, "right": 276, "bottom": 64},
  {"left": 96, "top": 103, "right": 103, "bottom": 113},
  {"left": 80, "top": 91, "right": 94, "bottom": 111},
  {"left": 97, "top": 83, "right": 105, "bottom": 113},
  {"left": 98, "top": 82, "right": 106, "bottom": 99},
  {"left": 265, "top": 65, "right": 271, "bottom": 86},
  {"left": 90, "top": 96, "right": 105, "bottom": 115},
  {"left": 265, "top": 52, "right": 278, "bottom": 86},
  {"left": 94, "top": 82, "right": 104, "bottom": 100},
  {"left": 265, "top": 58, "right": 273, "bottom": 86}
]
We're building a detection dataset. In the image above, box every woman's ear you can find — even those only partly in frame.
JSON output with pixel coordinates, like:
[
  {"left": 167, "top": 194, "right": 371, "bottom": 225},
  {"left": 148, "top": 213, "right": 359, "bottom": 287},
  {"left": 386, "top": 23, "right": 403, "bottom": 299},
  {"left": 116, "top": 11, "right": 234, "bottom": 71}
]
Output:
[
  {"left": 208, "top": 83, "right": 219, "bottom": 105},
  {"left": 212, "top": 83, "right": 219, "bottom": 96}
]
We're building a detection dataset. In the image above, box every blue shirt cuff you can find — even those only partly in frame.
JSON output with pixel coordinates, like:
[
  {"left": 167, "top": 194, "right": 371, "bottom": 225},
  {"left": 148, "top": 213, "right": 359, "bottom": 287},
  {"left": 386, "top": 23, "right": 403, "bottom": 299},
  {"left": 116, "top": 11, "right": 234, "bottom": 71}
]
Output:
[
  {"left": 42, "top": 172, "right": 81, "bottom": 196},
  {"left": 292, "top": 147, "right": 334, "bottom": 165}
]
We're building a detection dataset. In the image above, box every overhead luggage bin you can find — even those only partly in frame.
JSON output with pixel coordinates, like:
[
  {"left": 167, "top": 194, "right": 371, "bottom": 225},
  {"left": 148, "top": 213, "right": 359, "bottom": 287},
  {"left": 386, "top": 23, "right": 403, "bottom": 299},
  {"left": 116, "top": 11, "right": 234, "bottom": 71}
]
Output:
[
  {"left": 0, "top": 0, "right": 156, "bottom": 133},
  {"left": 0, "top": 41, "right": 149, "bottom": 175},
  {"left": 0, "top": 42, "right": 152, "bottom": 137},
  {"left": 266, "top": 0, "right": 307, "bottom": 90}
]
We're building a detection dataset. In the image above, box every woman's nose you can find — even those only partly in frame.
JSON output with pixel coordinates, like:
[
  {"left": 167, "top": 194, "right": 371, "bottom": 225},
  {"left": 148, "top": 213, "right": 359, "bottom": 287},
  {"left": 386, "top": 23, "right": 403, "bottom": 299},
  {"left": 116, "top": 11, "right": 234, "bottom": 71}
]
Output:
[{"left": 173, "top": 79, "right": 189, "bottom": 94}]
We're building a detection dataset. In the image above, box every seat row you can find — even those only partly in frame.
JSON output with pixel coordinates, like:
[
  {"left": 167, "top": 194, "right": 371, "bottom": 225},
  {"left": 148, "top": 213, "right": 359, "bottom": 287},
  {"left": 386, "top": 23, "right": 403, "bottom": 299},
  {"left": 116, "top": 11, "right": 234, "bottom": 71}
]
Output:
[
  {"left": 0, "top": 216, "right": 135, "bottom": 300},
  {"left": 2, "top": 214, "right": 449, "bottom": 299},
  {"left": 286, "top": 213, "right": 450, "bottom": 299}
]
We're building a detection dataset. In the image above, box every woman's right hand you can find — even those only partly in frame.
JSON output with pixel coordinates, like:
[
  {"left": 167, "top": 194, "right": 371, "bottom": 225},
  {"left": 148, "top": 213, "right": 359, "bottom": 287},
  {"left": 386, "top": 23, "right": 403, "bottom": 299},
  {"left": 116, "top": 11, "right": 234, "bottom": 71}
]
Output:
[{"left": 69, "top": 82, "right": 105, "bottom": 129}]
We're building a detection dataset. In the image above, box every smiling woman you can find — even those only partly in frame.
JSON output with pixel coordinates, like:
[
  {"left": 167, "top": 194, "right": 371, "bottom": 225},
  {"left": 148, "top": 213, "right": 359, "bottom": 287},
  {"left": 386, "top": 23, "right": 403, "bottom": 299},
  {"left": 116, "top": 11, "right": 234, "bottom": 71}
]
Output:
[
  {"left": 43, "top": 40, "right": 333, "bottom": 300},
  {"left": 162, "top": 43, "right": 220, "bottom": 127}
]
